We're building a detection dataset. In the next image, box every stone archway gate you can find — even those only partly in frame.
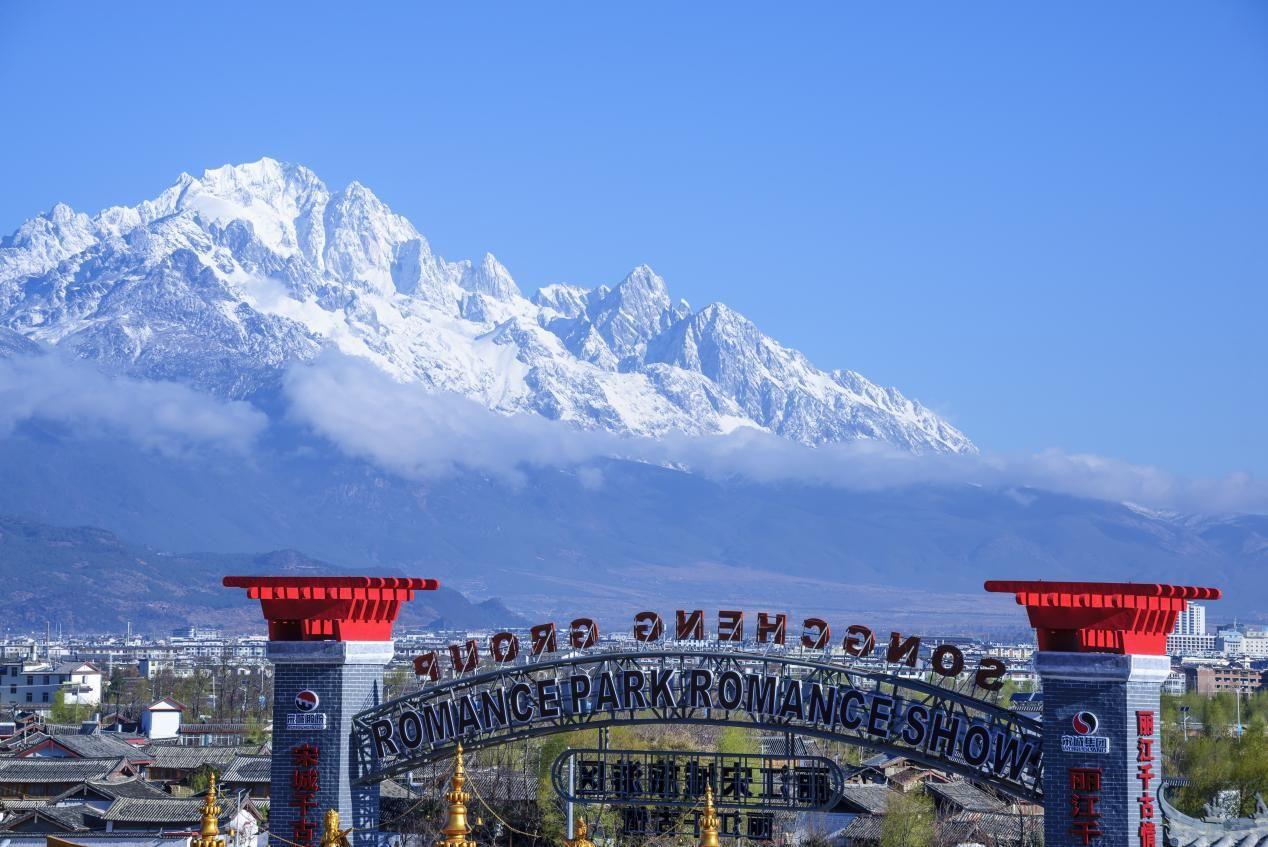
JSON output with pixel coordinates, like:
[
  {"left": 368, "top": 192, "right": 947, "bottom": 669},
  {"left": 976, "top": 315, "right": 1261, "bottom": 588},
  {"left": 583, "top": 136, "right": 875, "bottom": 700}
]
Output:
[{"left": 223, "top": 577, "right": 1218, "bottom": 847}]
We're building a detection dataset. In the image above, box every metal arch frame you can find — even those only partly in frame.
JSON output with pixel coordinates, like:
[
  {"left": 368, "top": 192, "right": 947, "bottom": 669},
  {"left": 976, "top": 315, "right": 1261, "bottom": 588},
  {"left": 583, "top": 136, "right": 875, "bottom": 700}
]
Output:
[{"left": 351, "top": 648, "right": 1042, "bottom": 800}]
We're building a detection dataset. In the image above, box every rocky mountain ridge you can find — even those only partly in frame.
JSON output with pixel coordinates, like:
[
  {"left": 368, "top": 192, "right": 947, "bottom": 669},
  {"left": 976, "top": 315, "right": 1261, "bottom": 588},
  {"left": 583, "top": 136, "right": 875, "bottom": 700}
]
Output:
[{"left": 0, "top": 158, "right": 973, "bottom": 453}]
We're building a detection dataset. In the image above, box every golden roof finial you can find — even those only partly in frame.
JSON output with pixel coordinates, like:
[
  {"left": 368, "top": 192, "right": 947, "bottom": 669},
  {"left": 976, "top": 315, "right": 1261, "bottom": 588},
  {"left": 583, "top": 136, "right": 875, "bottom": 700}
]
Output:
[
  {"left": 193, "top": 772, "right": 222, "bottom": 847},
  {"left": 320, "top": 809, "right": 353, "bottom": 847},
  {"left": 437, "top": 743, "right": 477, "bottom": 847},
  {"left": 563, "top": 817, "right": 596, "bottom": 847},
  {"left": 698, "top": 783, "right": 720, "bottom": 847}
]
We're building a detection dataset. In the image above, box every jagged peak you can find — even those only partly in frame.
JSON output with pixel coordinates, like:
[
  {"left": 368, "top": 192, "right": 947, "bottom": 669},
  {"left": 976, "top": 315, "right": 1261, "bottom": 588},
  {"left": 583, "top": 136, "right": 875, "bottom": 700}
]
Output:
[
  {"left": 614, "top": 263, "right": 669, "bottom": 299},
  {"left": 459, "top": 252, "right": 520, "bottom": 300},
  {"left": 693, "top": 301, "right": 751, "bottom": 327},
  {"left": 199, "top": 156, "right": 311, "bottom": 187},
  {"left": 47, "top": 202, "right": 78, "bottom": 223}
]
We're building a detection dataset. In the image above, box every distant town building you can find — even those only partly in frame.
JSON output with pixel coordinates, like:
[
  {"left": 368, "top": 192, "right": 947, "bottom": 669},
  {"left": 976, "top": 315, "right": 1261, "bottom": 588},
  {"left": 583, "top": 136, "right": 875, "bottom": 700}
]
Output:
[
  {"left": 1163, "top": 668, "right": 1187, "bottom": 696},
  {"left": 1217, "top": 629, "right": 1268, "bottom": 659},
  {"left": 170, "top": 624, "right": 225, "bottom": 640},
  {"left": 1167, "top": 634, "right": 1218, "bottom": 656},
  {"left": 0, "top": 662, "right": 102, "bottom": 710},
  {"left": 1186, "top": 665, "right": 1267, "bottom": 695},
  {"left": 1174, "top": 603, "right": 1207, "bottom": 637}
]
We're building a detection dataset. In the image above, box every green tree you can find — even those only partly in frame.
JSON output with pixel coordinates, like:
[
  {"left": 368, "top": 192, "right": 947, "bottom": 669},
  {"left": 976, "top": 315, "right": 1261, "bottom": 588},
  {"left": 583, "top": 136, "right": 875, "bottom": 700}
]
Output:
[
  {"left": 880, "top": 790, "right": 935, "bottom": 847},
  {"left": 49, "top": 689, "right": 95, "bottom": 725},
  {"left": 189, "top": 765, "right": 219, "bottom": 794},
  {"left": 717, "top": 726, "right": 759, "bottom": 757}
]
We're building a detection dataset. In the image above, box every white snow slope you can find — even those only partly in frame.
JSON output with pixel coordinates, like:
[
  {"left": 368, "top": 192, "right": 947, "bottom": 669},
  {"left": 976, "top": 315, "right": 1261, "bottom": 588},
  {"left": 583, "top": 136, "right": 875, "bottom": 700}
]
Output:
[{"left": 0, "top": 158, "right": 974, "bottom": 453}]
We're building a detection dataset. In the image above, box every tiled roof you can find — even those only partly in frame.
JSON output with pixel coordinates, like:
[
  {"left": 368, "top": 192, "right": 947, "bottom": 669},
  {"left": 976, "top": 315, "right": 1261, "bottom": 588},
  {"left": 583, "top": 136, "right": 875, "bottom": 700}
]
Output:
[
  {"left": 23, "top": 734, "right": 149, "bottom": 761},
  {"left": 2, "top": 835, "right": 189, "bottom": 847},
  {"left": 146, "top": 746, "right": 243, "bottom": 771},
  {"left": 835, "top": 784, "right": 897, "bottom": 815},
  {"left": 0, "top": 804, "right": 90, "bottom": 833},
  {"left": 0, "top": 758, "right": 129, "bottom": 783},
  {"left": 924, "top": 779, "right": 1007, "bottom": 813},
  {"left": 1160, "top": 785, "right": 1268, "bottom": 847},
  {"left": 860, "top": 753, "right": 905, "bottom": 769},
  {"left": 177, "top": 724, "right": 246, "bottom": 735},
  {"left": 839, "top": 813, "right": 883, "bottom": 843},
  {"left": 379, "top": 778, "right": 418, "bottom": 800},
  {"left": 3, "top": 731, "right": 52, "bottom": 753},
  {"left": 91, "top": 795, "right": 247, "bottom": 825},
  {"left": 836, "top": 810, "right": 1038, "bottom": 846},
  {"left": 52, "top": 777, "right": 173, "bottom": 803},
  {"left": 944, "top": 811, "right": 1042, "bottom": 844},
  {"left": 221, "top": 756, "right": 270, "bottom": 784}
]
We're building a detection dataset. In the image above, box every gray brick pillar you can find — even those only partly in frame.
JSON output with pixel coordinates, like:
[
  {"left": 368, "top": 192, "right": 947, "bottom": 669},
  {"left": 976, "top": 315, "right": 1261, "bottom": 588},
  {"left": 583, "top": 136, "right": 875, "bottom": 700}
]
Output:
[
  {"left": 1036, "top": 652, "right": 1170, "bottom": 847},
  {"left": 223, "top": 577, "right": 436, "bottom": 847},
  {"left": 268, "top": 640, "right": 395, "bottom": 847}
]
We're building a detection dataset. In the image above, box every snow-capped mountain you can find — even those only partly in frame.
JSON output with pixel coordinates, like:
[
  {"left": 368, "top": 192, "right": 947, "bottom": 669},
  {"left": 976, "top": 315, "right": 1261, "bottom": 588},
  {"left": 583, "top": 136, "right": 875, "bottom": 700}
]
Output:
[{"left": 0, "top": 158, "right": 974, "bottom": 453}]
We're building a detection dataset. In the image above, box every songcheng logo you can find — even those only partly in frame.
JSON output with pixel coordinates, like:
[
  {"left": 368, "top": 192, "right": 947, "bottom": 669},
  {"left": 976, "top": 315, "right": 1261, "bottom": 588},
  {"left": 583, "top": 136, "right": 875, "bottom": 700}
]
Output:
[
  {"left": 1062, "top": 709, "right": 1109, "bottom": 754},
  {"left": 295, "top": 690, "right": 321, "bottom": 712}
]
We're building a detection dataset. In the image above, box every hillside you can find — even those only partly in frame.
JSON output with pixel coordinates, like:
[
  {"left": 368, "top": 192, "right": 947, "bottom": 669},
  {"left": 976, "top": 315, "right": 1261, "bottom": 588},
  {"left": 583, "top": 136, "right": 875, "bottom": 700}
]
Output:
[{"left": 0, "top": 514, "right": 525, "bottom": 634}]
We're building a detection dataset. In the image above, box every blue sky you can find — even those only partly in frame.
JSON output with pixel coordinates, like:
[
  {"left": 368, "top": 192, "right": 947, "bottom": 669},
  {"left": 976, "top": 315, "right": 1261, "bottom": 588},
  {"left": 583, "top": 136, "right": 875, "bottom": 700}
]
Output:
[{"left": 1, "top": 2, "right": 1265, "bottom": 477}]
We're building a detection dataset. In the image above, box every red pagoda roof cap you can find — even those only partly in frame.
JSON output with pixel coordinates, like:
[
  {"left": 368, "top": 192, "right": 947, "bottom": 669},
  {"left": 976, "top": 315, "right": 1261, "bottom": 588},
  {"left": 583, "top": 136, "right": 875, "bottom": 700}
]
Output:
[
  {"left": 223, "top": 576, "right": 439, "bottom": 642},
  {"left": 984, "top": 579, "right": 1221, "bottom": 655}
]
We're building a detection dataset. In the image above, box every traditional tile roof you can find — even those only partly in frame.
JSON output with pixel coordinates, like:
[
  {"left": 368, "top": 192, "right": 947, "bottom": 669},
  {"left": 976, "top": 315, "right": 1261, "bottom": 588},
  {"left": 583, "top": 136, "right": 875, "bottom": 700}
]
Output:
[
  {"left": 220, "top": 756, "right": 269, "bottom": 784},
  {"left": 838, "top": 813, "right": 883, "bottom": 843},
  {"left": 145, "top": 746, "right": 242, "bottom": 771},
  {"left": 51, "top": 777, "right": 172, "bottom": 804},
  {"left": 19, "top": 734, "right": 149, "bottom": 761},
  {"left": 0, "top": 804, "right": 90, "bottom": 833},
  {"left": 835, "top": 784, "right": 897, "bottom": 815},
  {"left": 379, "top": 778, "right": 418, "bottom": 801},
  {"left": 0, "top": 758, "right": 131, "bottom": 783},
  {"left": 924, "top": 779, "right": 1007, "bottom": 813},
  {"left": 1160, "top": 785, "right": 1268, "bottom": 847},
  {"left": 836, "top": 810, "right": 1038, "bottom": 846},
  {"left": 176, "top": 723, "right": 246, "bottom": 735},
  {"left": 89, "top": 795, "right": 249, "bottom": 826}
]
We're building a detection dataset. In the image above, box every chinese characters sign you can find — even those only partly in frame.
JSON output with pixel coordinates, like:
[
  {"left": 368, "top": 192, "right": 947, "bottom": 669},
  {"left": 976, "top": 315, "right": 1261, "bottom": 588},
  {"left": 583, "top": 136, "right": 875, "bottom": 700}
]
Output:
[
  {"left": 291, "top": 743, "right": 320, "bottom": 847},
  {"left": 553, "top": 749, "right": 844, "bottom": 812},
  {"left": 1136, "top": 711, "right": 1156, "bottom": 847},
  {"left": 1069, "top": 767, "right": 1103, "bottom": 845},
  {"left": 619, "top": 806, "right": 775, "bottom": 841}
]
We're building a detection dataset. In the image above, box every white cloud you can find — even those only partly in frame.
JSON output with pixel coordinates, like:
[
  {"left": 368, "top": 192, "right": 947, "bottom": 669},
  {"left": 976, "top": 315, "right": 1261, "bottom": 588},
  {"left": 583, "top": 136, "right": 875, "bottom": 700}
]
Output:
[
  {"left": 283, "top": 352, "right": 1268, "bottom": 515},
  {"left": 0, "top": 351, "right": 267, "bottom": 455},
  {"left": 282, "top": 350, "right": 623, "bottom": 484}
]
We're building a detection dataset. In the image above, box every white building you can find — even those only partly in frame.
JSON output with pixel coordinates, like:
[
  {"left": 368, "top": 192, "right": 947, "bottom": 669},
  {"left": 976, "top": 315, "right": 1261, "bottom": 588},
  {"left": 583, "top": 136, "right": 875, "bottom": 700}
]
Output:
[
  {"left": 1218, "top": 629, "right": 1268, "bottom": 659},
  {"left": 1174, "top": 603, "right": 1207, "bottom": 637},
  {"left": 0, "top": 660, "right": 103, "bottom": 709},
  {"left": 141, "top": 697, "right": 184, "bottom": 739},
  {"left": 1163, "top": 668, "right": 1187, "bottom": 696},
  {"left": 1167, "top": 634, "right": 1218, "bottom": 656},
  {"left": 61, "top": 661, "right": 104, "bottom": 706}
]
